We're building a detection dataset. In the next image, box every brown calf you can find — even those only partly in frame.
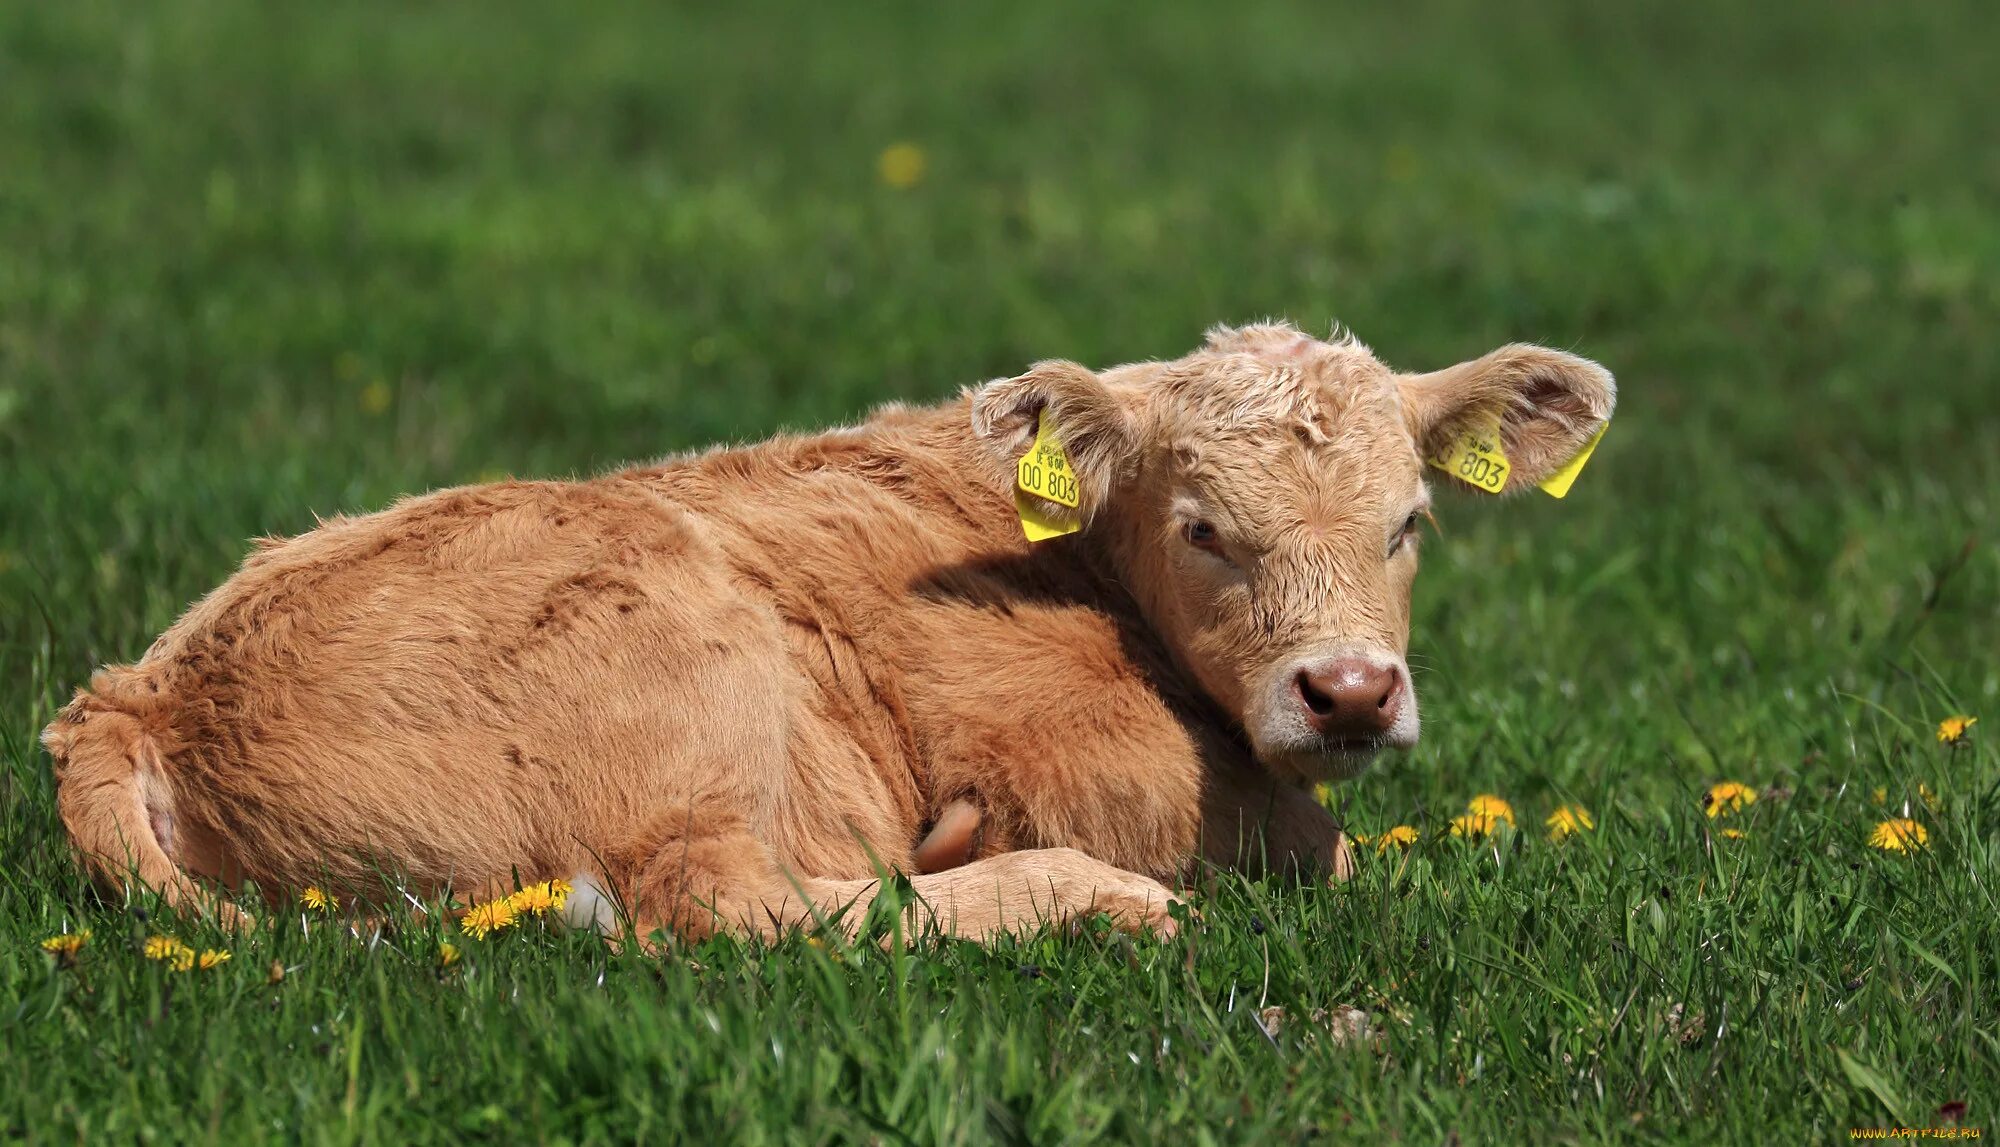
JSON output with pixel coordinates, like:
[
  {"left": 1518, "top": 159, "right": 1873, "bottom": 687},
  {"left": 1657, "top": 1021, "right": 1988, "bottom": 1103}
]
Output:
[{"left": 43, "top": 322, "right": 1613, "bottom": 940}]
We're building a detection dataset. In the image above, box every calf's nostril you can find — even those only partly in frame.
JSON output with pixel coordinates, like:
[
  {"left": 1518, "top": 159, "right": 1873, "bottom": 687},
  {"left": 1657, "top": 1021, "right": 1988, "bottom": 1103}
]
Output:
[{"left": 1295, "top": 669, "right": 1335, "bottom": 716}]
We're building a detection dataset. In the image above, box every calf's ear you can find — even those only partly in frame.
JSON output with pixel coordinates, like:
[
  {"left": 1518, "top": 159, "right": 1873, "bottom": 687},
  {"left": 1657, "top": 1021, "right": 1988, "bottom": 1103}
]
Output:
[
  {"left": 1397, "top": 344, "right": 1616, "bottom": 491},
  {"left": 969, "top": 360, "right": 1139, "bottom": 518}
]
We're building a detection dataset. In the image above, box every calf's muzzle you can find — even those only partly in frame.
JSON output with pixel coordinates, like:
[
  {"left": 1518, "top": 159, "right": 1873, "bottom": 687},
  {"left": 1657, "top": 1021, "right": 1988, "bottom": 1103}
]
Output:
[{"left": 1294, "top": 658, "right": 1404, "bottom": 740}]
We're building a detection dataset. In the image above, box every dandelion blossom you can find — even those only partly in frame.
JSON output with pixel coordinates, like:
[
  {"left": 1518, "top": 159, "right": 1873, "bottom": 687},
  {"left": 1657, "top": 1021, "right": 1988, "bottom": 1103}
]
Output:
[
  {"left": 1920, "top": 783, "right": 1940, "bottom": 813},
  {"left": 1450, "top": 812, "right": 1496, "bottom": 839},
  {"left": 1375, "top": 825, "right": 1420, "bottom": 852},
  {"left": 40, "top": 931, "right": 90, "bottom": 956},
  {"left": 1869, "top": 787, "right": 1886, "bottom": 806},
  {"left": 1545, "top": 805, "right": 1595, "bottom": 840},
  {"left": 459, "top": 898, "right": 518, "bottom": 940},
  {"left": 301, "top": 886, "right": 338, "bottom": 913},
  {"left": 505, "top": 880, "right": 572, "bottom": 918},
  {"left": 877, "top": 143, "right": 926, "bottom": 189},
  {"left": 437, "top": 942, "right": 461, "bottom": 969},
  {"left": 1465, "top": 794, "right": 1516, "bottom": 827},
  {"left": 144, "top": 936, "right": 196, "bottom": 972},
  {"left": 1868, "top": 818, "right": 1929, "bottom": 853},
  {"left": 506, "top": 884, "right": 552, "bottom": 916},
  {"left": 197, "top": 948, "right": 232, "bottom": 970},
  {"left": 1719, "top": 828, "right": 1747, "bottom": 840},
  {"left": 1703, "top": 781, "right": 1757, "bottom": 819},
  {"left": 1937, "top": 715, "right": 1977, "bottom": 745}
]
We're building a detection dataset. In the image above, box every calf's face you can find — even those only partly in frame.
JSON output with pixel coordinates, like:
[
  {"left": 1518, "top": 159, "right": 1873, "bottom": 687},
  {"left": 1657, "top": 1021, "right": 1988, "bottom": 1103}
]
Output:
[{"left": 975, "top": 323, "right": 1614, "bottom": 784}]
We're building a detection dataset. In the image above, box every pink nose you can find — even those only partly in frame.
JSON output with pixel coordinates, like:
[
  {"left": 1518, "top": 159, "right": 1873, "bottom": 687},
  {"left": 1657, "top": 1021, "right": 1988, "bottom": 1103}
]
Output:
[{"left": 1295, "top": 659, "right": 1403, "bottom": 739}]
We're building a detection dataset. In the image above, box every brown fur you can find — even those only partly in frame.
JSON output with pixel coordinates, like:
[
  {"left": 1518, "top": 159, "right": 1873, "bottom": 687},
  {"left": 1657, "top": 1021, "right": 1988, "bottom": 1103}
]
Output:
[{"left": 42, "top": 322, "right": 1612, "bottom": 940}]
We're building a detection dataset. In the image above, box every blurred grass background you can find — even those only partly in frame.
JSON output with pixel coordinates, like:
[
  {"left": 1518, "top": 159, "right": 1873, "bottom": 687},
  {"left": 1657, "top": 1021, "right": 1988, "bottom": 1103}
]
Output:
[{"left": 1, "top": 1, "right": 1996, "bottom": 1141}]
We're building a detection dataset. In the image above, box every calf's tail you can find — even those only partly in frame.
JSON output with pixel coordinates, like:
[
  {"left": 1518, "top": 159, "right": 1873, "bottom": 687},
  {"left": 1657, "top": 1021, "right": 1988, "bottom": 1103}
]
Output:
[{"left": 41, "top": 684, "right": 246, "bottom": 929}]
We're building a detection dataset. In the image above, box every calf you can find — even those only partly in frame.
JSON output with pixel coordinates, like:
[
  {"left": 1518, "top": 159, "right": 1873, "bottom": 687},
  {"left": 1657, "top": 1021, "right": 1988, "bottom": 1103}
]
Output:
[{"left": 43, "top": 322, "right": 1613, "bottom": 939}]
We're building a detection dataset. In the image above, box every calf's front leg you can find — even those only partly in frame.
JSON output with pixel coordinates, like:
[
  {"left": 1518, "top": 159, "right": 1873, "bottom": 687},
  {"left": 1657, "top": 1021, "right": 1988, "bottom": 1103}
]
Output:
[
  {"left": 871, "top": 846, "right": 1185, "bottom": 939},
  {"left": 605, "top": 815, "right": 1182, "bottom": 942}
]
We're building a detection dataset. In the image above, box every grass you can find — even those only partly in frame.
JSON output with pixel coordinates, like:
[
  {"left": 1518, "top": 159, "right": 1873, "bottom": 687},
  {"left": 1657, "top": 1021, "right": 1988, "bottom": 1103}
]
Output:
[{"left": 2, "top": 0, "right": 1997, "bottom": 1141}]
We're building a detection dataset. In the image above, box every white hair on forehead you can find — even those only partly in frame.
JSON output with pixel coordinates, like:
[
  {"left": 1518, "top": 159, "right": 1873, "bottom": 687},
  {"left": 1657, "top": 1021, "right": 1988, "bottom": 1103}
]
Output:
[
  {"left": 1177, "top": 362, "right": 1318, "bottom": 430},
  {"left": 1164, "top": 331, "right": 1395, "bottom": 445}
]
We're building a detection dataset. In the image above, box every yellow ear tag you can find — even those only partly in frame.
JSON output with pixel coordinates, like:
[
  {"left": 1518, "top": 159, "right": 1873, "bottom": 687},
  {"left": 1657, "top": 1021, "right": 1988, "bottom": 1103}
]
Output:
[
  {"left": 1535, "top": 423, "right": 1607, "bottom": 499},
  {"left": 1015, "top": 411, "right": 1081, "bottom": 541},
  {"left": 1426, "top": 413, "right": 1511, "bottom": 494}
]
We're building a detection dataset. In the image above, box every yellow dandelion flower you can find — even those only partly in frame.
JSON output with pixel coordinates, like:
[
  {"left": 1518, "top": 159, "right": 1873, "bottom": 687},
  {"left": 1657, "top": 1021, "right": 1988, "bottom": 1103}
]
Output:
[
  {"left": 506, "top": 883, "right": 549, "bottom": 916},
  {"left": 877, "top": 142, "right": 927, "bottom": 189},
  {"left": 542, "top": 880, "right": 570, "bottom": 912},
  {"left": 1703, "top": 781, "right": 1757, "bottom": 818},
  {"left": 1349, "top": 832, "right": 1372, "bottom": 848},
  {"left": 1869, "top": 787, "right": 1886, "bottom": 806},
  {"left": 1450, "top": 812, "right": 1497, "bottom": 839},
  {"left": 437, "top": 942, "right": 461, "bottom": 968},
  {"left": 144, "top": 936, "right": 196, "bottom": 972},
  {"left": 1465, "top": 794, "right": 1516, "bottom": 827},
  {"left": 1919, "top": 783, "right": 1940, "bottom": 813},
  {"left": 40, "top": 931, "right": 90, "bottom": 956},
  {"left": 197, "top": 948, "right": 231, "bottom": 970},
  {"left": 1313, "top": 783, "right": 1333, "bottom": 806},
  {"left": 1376, "top": 824, "right": 1420, "bottom": 851},
  {"left": 504, "top": 879, "right": 573, "bottom": 917},
  {"left": 301, "top": 886, "right": 338, "bottom": 913},
  {"left": 506, "top": 885, "right": 549, "bottom": 916},
  {"left": 1868, "top": 818, "right": 1929, "bottom": 853},
  {"left": 1545, "top": 805, "right": 1595, "bottom": 841},
  {"left": 1936, "top": 715, "right": 1977, "bottom": 744},
  {"left": 1719, "top": 828, "right": 1746, "bottom": 840},
  {"left": 359, "top": 379, "right": 392, "bottom": 415},
  {"left": 459, "top": 898, "right": 518, "bottom": 939}
]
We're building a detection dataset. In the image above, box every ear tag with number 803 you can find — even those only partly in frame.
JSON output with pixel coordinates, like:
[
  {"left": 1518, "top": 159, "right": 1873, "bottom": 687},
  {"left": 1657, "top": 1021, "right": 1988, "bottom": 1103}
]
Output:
[
  {"left": 1015, "top": 410, "right": 1081, "bottom": 541},
  {"left": 1427, "top": 413, "right": 1511, "bottom": 494}
]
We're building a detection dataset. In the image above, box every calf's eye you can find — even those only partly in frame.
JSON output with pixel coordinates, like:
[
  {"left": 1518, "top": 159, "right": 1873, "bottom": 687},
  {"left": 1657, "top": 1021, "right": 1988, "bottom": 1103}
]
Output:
[
  {"left": 1183, "top": 520, "right": 1224, "bottom": 554},
  {"left": 1389, "top": 512, "right": 1421, "bottom": 556}
]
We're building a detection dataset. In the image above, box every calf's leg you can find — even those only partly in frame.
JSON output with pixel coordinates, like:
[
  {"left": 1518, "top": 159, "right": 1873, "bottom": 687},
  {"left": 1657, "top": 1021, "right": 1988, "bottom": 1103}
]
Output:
[{"left": 605, "top": 813, "right": 1180, "bottom": 941}]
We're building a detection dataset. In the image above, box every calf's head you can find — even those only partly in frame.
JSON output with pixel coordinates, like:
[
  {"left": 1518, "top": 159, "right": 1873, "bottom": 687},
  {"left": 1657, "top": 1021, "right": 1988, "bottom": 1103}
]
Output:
[{"left": 973, "top": 322, "right": 1614, "bottom": 783}]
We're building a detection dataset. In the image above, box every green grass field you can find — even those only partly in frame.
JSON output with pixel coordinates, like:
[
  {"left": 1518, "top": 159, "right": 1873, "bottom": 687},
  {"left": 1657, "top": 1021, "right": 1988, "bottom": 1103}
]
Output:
[{"left": 3, "top": 1, "right": 1997, "bottom": 1141}]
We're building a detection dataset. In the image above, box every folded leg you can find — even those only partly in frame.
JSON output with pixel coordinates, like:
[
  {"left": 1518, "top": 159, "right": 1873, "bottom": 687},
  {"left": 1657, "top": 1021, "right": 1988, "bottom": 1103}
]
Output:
[{"left": 607, "top": 811, "right": 1180, "bottom": 942}]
